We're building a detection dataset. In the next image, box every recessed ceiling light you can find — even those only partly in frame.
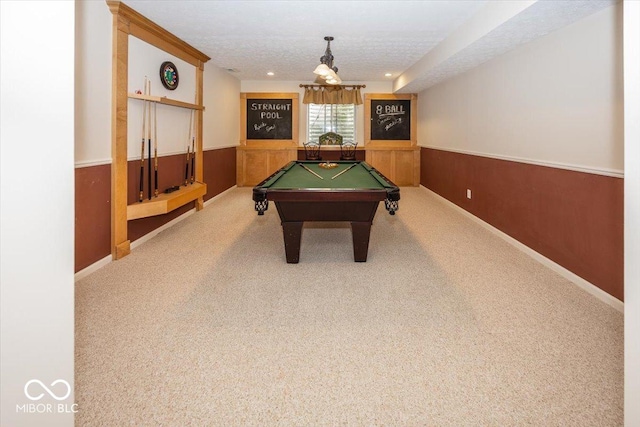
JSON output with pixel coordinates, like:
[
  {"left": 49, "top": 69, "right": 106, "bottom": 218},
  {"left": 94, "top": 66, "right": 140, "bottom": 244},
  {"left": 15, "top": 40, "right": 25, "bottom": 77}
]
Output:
[
  {"left": 385, "top": 73, "right": 392, "bottom": 77},
  {"left": 267, "top": 72, "right": 275, "bottom": 76}
]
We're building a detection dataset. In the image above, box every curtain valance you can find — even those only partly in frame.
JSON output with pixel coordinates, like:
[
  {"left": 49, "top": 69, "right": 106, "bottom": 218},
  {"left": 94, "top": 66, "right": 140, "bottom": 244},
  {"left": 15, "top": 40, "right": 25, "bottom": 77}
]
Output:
[{"left": 302, "top": 85, "right": 364, "bottom": 105}]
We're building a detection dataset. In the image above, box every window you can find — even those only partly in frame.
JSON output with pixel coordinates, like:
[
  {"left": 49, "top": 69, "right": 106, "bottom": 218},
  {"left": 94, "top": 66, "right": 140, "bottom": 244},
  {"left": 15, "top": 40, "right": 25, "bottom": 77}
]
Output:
[{"left": 307, "top": 104, "right": 356, "bottom": 143}]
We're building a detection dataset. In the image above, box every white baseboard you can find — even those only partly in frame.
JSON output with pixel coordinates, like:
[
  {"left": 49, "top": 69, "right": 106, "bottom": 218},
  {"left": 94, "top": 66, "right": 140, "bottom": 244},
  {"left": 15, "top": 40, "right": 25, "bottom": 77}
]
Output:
[
  {"left": 421, "top": 186, "right": 624, "bottom": 312},
  {"left": 74, "top": 253, "right": 112, "bottom": 282},
  {"left": 74, "top": 185, "right": 237, "bottom": 282}
]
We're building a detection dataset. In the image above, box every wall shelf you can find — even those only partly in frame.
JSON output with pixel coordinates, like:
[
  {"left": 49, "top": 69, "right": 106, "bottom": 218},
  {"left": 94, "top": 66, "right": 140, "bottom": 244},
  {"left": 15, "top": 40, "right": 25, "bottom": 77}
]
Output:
[
  {"left": 127, "top": 182, "right": 207, "bottom": 220},
  {"left": 128, "top": 93, "right": 204, "bottom": 110}
]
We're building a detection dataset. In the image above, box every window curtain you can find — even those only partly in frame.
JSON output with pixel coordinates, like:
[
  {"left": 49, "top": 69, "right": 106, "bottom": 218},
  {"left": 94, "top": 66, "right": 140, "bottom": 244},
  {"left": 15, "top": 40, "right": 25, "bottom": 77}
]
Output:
[{"left": 302, "top": 86, "right": 363, "bottom": 105}]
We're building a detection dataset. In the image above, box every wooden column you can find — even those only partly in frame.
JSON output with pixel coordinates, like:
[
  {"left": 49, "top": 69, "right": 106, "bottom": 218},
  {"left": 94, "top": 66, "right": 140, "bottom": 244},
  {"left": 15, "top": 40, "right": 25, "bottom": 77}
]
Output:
[
  {"left": 111, "top": 13, "right": 130, "bottom": 259},
  {"left": 195, "top": 61, "right": 204, "bottom": 211}
]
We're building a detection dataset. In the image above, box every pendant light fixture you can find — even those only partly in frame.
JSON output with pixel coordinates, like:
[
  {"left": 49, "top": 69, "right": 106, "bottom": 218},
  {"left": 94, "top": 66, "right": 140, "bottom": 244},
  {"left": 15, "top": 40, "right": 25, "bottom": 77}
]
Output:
[{"left": 313, "top": 36, "right": 342, "bottom": 85}]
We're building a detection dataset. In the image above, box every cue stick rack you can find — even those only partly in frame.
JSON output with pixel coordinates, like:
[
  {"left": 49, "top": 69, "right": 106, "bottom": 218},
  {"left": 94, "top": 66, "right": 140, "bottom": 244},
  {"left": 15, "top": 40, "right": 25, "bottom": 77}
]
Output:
[
  {"left": 108, "top": 0, "right": 210, "bottom": 260},
  {"left": 125, "top": 93, "right": 206, "bottom": 221}
]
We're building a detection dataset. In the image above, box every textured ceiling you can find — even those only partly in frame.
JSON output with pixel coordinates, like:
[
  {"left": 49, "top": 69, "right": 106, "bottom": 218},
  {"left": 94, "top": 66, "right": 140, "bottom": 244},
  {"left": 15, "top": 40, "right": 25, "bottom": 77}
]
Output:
[
  {"left": 396, "top": 0, "right": 618, "bottom": 93},
  {"left": 124, "top": 0, "right": 616, "bottom": 91}
]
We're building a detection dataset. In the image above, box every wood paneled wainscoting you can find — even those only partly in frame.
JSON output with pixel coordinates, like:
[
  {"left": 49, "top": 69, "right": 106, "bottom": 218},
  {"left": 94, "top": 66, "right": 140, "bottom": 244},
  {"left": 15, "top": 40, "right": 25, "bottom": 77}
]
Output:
[
  {"left": 296, "top": 146, "right": 366, "bottom": 161},
  {"left": 236, "top": 146, "right": 297, "bottom": 186},
  {"left": 236, "top": 146, "right": 417, "bottom": 186},
  {"left": 421, "top": 147, "right": 624, "bottom": 301},
  {"left": 366, "top": 145, "right": 420, "bottom": 186}
]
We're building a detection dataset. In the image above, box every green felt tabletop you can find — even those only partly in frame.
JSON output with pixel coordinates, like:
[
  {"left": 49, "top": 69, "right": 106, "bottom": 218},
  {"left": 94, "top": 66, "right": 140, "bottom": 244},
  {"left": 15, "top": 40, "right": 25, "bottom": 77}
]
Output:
[{"left": 263, "top": 161, "right": 391, "bottom": 190}]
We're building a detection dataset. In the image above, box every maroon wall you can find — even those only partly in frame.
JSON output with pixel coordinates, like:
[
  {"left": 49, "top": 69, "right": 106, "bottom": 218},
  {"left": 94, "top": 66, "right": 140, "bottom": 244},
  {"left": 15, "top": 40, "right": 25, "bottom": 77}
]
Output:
[
  {"left": 421, "top": 147, "right": 623, "bottom": 301},
  {"left": 75, "top": 164, "right": 111, "bottom": 272},
  {"left": 75, "top": 147, "right": 237, "bottom": 272},
  {"left": 203, "top": 147, "right": 236, "bottom": 199}
]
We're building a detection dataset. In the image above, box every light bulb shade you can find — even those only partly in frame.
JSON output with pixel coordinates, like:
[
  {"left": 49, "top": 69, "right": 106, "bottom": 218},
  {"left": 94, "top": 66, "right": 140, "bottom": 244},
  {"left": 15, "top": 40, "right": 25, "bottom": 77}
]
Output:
[
  {"left": 326, "top": 74, "right": 342, "bottom": 85},
  {"left": 318, "top": 69, "right": 338, "bottom": 81},
  {"left": 313, "top": 63, "right": 332, "bottom": 76},
  {"left": 324, "top": 69, "right": 341, "bottom": 84}
]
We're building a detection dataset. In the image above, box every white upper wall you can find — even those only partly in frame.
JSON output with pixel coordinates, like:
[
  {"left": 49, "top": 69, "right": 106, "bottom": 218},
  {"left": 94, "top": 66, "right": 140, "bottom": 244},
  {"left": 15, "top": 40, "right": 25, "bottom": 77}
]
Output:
[
  {"left": 127, "top": 37, "right": 197, "bottom": 159},
  {"left": 624, "top": 1, "right": 640, "bottom": 423},
  {"left": 240, "top": 80, "right": 393, "bottom": 146},
  {"left": 203, "top": 64, "right": 240, "bottom": 150},
  {"left": 418, "top": 2, "right": 623, "bottom": 175},
  {"left": 75, "top": 0, "right": 240, "bottom": 167},
  {"left": 75, "top": 0, "right": 111, "bottom": 166}
]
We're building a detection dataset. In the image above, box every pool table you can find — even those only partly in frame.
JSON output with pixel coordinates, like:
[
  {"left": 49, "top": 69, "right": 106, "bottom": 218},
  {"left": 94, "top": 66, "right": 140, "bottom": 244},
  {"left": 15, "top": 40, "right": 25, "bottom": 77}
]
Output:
[{"left": 253, "top": 161, "right": 400, "bottom": 263}]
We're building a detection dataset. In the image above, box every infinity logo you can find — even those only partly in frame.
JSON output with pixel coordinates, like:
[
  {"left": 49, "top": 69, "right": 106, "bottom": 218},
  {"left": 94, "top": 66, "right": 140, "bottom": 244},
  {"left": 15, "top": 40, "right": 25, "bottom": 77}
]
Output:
[{"left": 24, "top": 379, "right": 71, "bottom": 401}]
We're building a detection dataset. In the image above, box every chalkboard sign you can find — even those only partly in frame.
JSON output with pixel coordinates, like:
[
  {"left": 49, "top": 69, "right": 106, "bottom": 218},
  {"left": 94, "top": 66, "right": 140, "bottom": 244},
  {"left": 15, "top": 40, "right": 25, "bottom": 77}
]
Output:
[
  {"left": 246, "top": 98, "right": 293, "bottom": 139},
  {"left": 370, "top": 99, "right": 411, "bottom": 140}
]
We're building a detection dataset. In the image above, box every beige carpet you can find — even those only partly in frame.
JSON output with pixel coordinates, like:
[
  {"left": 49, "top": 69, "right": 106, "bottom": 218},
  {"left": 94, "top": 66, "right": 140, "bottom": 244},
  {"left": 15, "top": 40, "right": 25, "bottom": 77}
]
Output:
[{"left": 75, "top": 187, "right": 623, "bottom": 426}]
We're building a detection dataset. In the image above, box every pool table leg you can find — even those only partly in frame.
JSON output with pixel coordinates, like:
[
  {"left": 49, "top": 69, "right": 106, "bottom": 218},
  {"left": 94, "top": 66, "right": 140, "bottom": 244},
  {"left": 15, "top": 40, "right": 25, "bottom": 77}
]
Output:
[
  {"left": 282, "top": 221, "right": 303, "bottom": 263},
  {"left": 351, "top": 222, "right": 372, "bottom": 262}
]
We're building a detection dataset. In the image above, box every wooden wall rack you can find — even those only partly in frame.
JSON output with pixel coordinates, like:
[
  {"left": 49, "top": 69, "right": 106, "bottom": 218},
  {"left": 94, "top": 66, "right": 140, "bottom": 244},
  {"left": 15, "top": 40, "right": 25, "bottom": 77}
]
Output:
[
  {"left": 108, "top": 1, "right": 210, "bottom": 259},
  {"left": 128, "top": 93, "right": 204, "bottom": 110},
  {"left": 126, "top": 94, "right": 206, "bottom": 220}
]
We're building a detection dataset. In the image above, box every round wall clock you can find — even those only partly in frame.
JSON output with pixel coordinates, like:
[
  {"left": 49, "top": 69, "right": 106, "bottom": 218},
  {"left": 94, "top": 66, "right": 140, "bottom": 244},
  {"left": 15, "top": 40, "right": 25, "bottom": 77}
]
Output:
[{"left": 160, "top": 61, "right": 179, "bottom": 90}]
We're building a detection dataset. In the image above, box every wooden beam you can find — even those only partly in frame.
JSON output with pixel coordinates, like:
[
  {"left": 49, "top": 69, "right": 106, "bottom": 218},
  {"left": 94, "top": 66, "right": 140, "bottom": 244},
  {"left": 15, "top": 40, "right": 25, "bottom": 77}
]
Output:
[
  {"left": 299, "top": 84, "right": 367, "bottom": 89},
  {"left": 106, "top": 0, "right": 210, "bottom": 66}
]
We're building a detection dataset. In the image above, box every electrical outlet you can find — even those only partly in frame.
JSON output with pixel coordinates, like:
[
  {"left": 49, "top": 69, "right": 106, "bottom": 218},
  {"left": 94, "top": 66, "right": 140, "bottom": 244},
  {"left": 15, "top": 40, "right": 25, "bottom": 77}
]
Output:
[{"left": 466, "top": 189, "right": 472, "bottom": 199}]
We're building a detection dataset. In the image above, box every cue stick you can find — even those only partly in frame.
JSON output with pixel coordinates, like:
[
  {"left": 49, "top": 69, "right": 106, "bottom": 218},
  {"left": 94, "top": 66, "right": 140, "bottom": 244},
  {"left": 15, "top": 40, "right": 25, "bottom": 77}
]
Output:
[
  {"left": 299, "top": 163, "right": 324, "bottom": 179},
  {"left": 139, "top": 77, "right": 147, "bottom": 202},
  {"left": 331, "top": 162, "right": 358, "bottom": 180},
  {"left": 153, "top": 102, "right": 158, "bottom": 197},
  {"left": 184, "top": 146, "right": 190, "bottom": 186},
  {"left": 185, "top": 111, "right": 193, "bottom": 186},
  {"left": 190, "top": 114, "right": 195, "bottom": 185},
  {"left": 147, "top": 80, "right": 152, "bottom": 200}
]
